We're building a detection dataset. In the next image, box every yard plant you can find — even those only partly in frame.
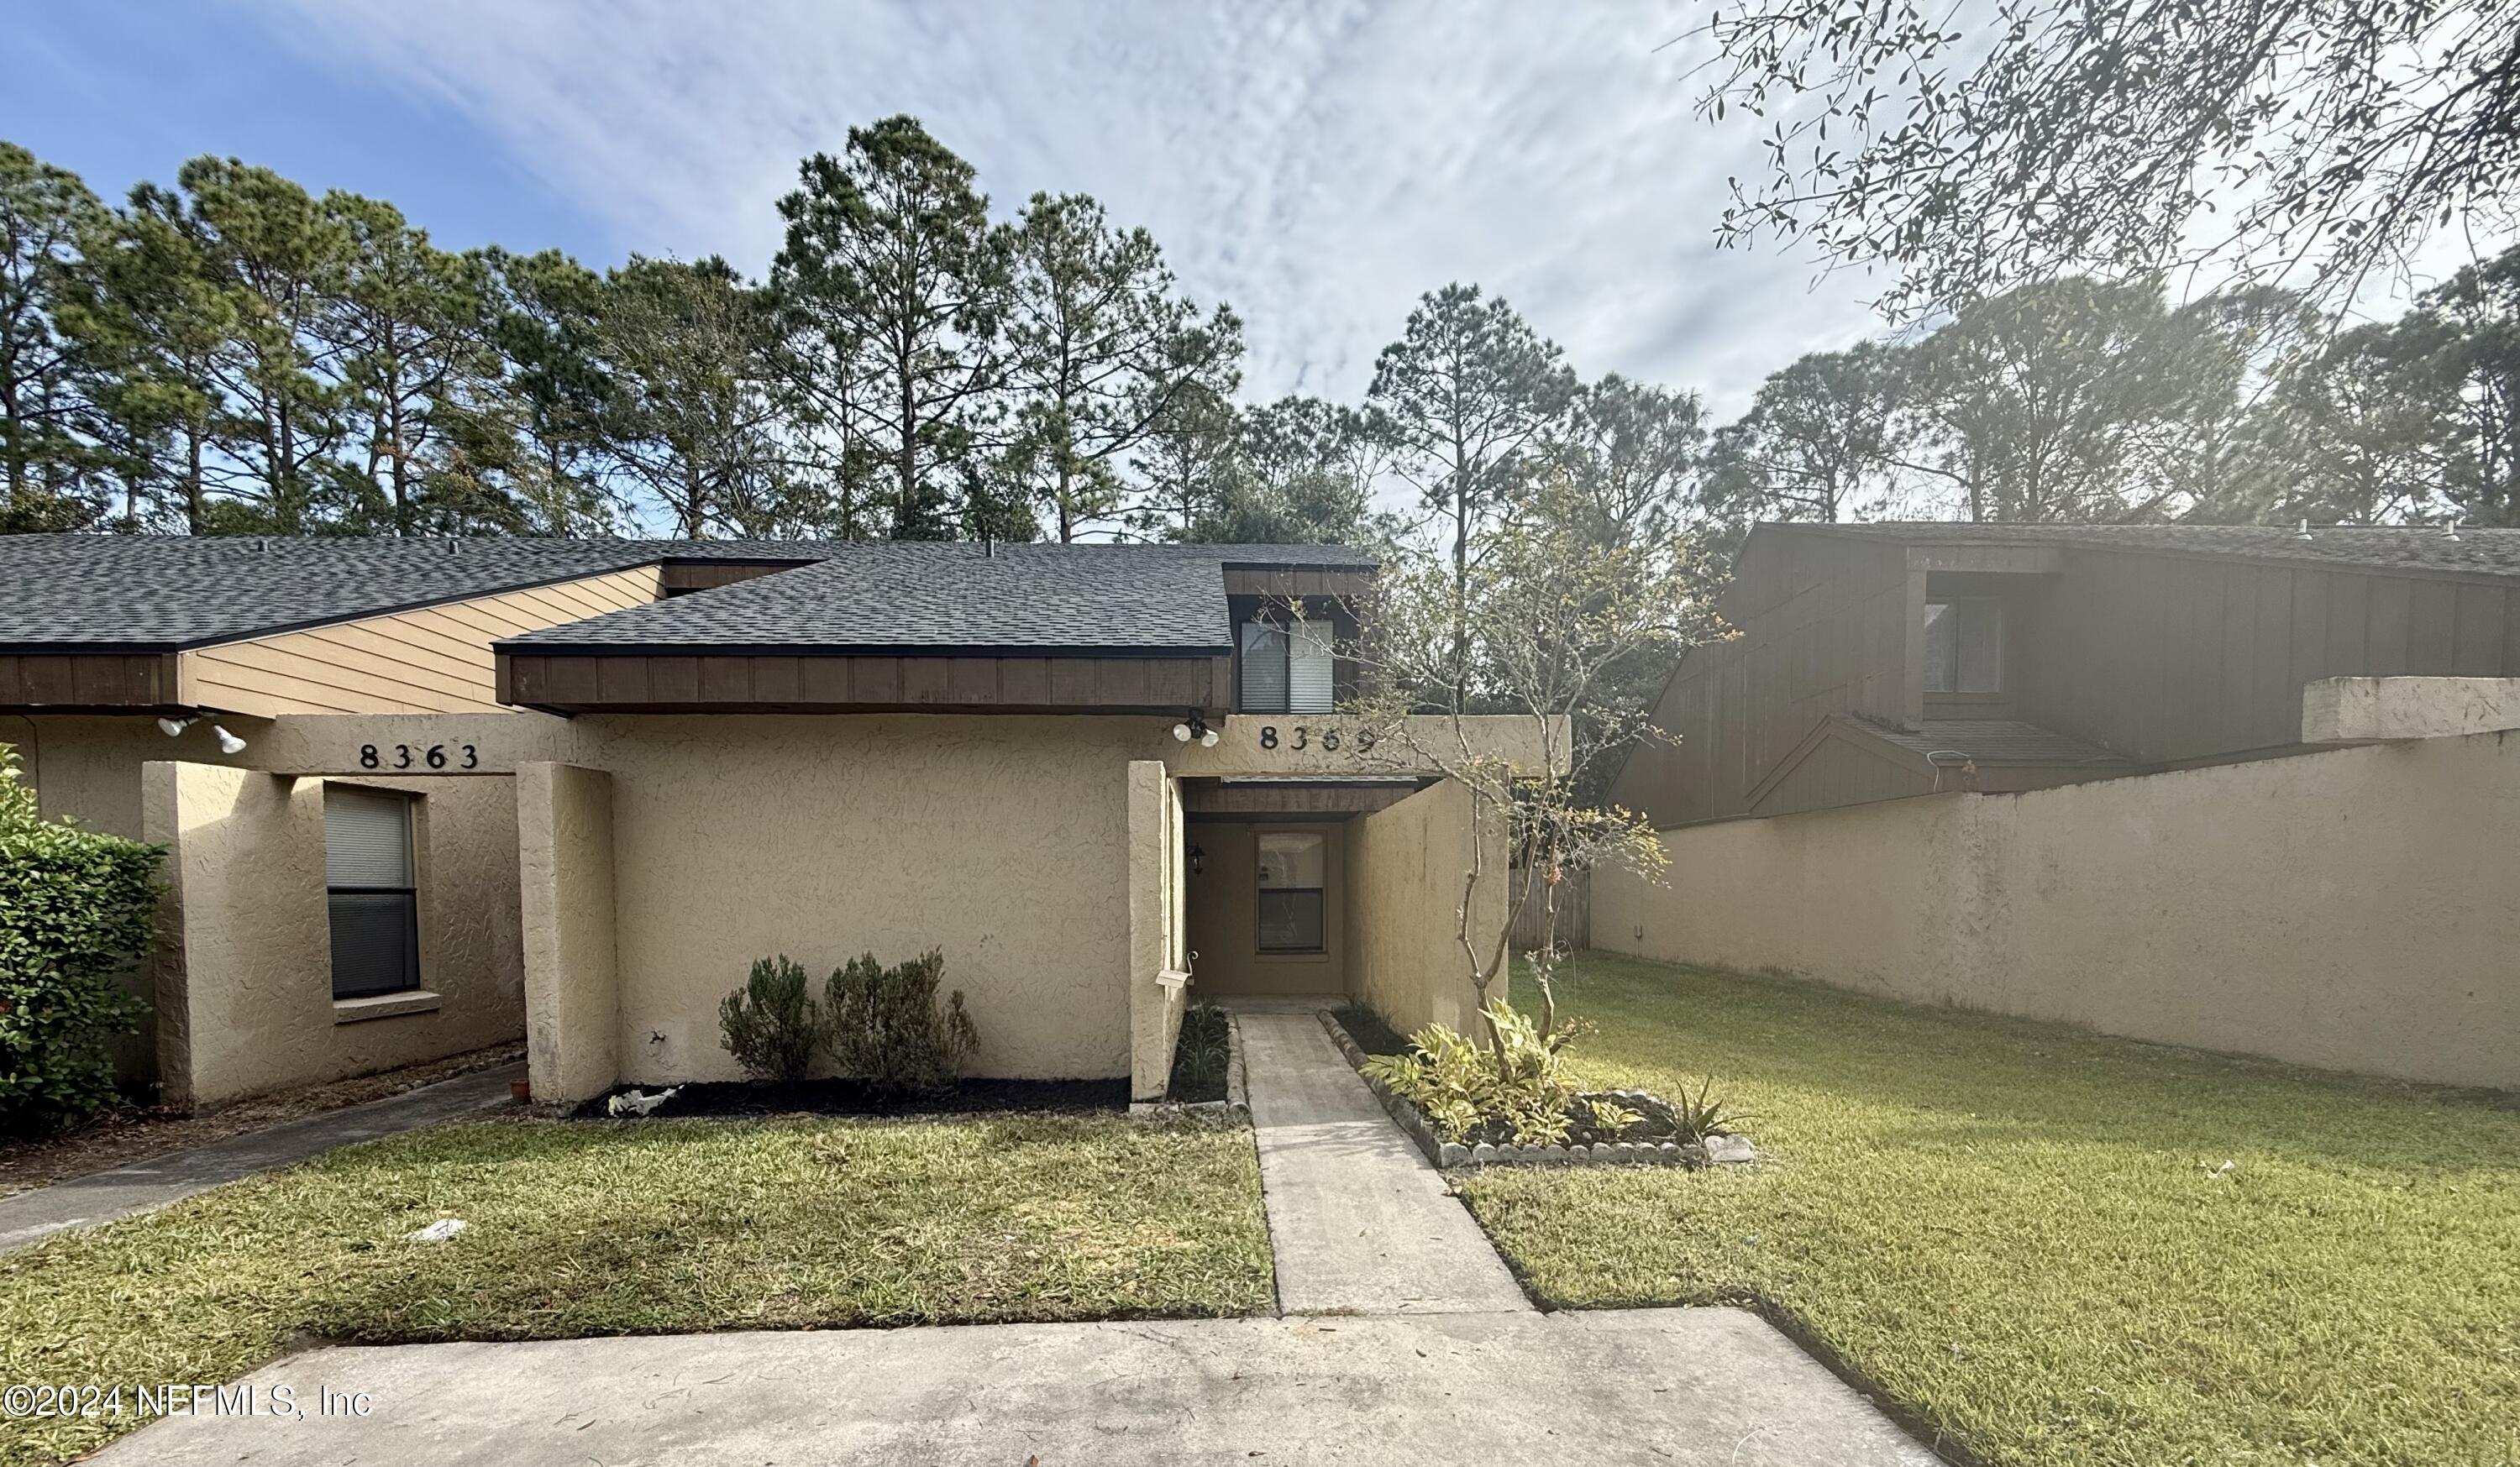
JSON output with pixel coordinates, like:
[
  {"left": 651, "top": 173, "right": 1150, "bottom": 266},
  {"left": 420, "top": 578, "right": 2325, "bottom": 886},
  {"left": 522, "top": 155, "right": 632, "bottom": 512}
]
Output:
[
  {"left": 1455, "top": 953, "right": 2520, "bottom": 1467},
  {"left": 0, "top": 748, "right": 162, "bottom": 1136},
  {"left": 826, "top": 947, "right": 976, "bottom": 1097},
  {"left": 714, "top": 947, "right": 978, "bottom": 1094},
  {"left": 717, "top": 955, "right": 823, "bottom": 1081}
]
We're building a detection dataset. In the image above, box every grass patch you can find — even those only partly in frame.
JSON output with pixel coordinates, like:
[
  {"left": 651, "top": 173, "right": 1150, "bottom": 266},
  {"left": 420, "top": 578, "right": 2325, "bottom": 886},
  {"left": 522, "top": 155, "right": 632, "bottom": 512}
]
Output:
[
  {"left": 1457, "top": 953, "right": 2520, "bottom": 1467},
  {"left": 0, "top": 1111, "right": 1271, "bottom": 1466}
]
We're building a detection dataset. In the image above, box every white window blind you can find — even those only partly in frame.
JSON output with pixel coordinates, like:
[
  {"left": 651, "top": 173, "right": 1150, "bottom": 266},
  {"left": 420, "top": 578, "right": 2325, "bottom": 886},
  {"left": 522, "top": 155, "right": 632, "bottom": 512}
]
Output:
[
  {"left": 325, "top": 789, "right": 413, "bottom": 887},
  {"left": 1241, "top": 621, "right": 1289, "bottom": 711},
  {"left": 1257, "top": 831, "right": 1326, "bottom": 953},
  {"left": 1288, "top": 620, "right": 1334, "bottom": 712},
  {"left": 325, "top": 788, "right": 418, "bottom": 998}
]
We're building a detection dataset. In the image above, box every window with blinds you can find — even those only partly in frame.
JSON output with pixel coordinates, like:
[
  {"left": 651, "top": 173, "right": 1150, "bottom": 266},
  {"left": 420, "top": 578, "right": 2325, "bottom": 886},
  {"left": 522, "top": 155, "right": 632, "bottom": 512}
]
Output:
[
  {"left": 1239, "top": 616, "right": 1335, "bottom": 713},
  {"left": 324, "top": 787, "right": 420, "bottom": 999},
  {"left": 1256, "top": 830, "right": 1326, "bottom": 953}
]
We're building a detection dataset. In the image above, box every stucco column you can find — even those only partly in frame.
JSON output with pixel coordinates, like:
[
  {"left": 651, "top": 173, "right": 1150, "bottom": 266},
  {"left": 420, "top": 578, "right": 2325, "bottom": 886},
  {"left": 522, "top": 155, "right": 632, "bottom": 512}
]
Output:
[
  {"left": 517, "top": 762, "right": 619, "bottom": 1106},
  {"left": 1125, "top": 759, "right": 1187, "bottom": 1101}
]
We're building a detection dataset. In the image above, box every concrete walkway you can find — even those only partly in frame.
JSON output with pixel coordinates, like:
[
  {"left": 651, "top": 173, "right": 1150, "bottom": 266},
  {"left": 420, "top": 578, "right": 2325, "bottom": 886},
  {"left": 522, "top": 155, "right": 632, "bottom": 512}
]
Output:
[
  {"left": 0, "top": 1062, "right": 522, "bottom": 1255},
  {"left": 85, "top": 1309, "right": 1941, "bottom": 1466},
  {"left": 1232, "top": 1005, "right": 1530, "bottom": 1315}
]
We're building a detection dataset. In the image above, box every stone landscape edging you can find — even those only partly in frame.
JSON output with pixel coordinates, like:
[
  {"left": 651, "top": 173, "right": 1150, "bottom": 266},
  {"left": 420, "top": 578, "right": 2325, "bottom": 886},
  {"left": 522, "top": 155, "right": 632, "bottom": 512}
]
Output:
[{"left": 1315, "top": 1010, "right": 1738, "bottom": 1170}]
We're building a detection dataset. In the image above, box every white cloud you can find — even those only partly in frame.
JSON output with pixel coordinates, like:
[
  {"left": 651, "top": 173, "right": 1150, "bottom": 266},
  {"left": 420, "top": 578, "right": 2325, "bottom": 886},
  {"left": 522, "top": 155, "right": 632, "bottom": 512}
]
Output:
[{"left": 257, "top": 0, "right": 1884, "bottom": 418}]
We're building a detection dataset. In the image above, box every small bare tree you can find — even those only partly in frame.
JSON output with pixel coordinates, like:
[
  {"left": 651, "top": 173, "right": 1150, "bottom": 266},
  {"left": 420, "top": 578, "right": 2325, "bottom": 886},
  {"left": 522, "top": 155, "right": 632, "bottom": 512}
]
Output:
[{"left": 1345, "top": 476, "right": 1727, "bottom": 1045}]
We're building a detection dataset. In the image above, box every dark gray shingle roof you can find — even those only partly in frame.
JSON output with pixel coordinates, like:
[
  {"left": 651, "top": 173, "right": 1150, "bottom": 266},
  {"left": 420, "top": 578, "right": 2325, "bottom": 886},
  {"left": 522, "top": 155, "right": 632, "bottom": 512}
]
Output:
[
  {"left": 501, "top": 542, "right": 1376, "bottom": 654},
  {"left": 1773, "top": 521, "right": 2520, "bottom": 578},
  {"left": 0, "top": 536, "right": 706, "bottom": 649},
  {"left": 1860, "top": 717, "right": 2129, "bottom": 767},
  {"left": 0, "top": 535, "right": 843, "bottom": 651}
]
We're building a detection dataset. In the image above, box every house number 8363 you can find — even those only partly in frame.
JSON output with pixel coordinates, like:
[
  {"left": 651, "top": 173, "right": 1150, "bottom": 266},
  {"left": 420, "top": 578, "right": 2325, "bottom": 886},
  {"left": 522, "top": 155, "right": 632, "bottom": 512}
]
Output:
[{"left": 359, "top": 742, "right": 477, "bottom": 770}]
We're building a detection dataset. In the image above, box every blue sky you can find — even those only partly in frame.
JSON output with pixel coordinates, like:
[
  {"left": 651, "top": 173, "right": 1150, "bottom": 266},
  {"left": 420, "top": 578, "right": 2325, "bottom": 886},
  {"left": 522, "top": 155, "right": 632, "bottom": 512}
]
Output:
[{"left": 8, "top": 2, "right": 1904, "bottom": 416}]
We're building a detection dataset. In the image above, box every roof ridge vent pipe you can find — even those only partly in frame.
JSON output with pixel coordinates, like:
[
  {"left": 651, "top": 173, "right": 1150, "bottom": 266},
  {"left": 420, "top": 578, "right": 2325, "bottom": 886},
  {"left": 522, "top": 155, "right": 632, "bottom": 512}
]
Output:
[{"left": 2444, "top": 518, "right": 2463, "bottom": 542}]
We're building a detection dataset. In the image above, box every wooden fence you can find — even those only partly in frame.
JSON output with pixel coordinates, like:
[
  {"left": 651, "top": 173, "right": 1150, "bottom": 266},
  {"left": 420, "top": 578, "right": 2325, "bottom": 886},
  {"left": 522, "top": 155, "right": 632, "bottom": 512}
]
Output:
[{"left": 1504, "top": 867, "right": 1589, "bottom": 951}]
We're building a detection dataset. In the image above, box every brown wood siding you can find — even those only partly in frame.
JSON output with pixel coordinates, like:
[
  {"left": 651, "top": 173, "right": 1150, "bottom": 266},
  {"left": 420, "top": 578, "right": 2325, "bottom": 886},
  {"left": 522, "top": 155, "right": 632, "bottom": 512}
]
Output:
[
  {"left": 1219, "top": 567, "right": 1373, "bottom": 599},
  {"left": 1609, "top": 532, "right": 1910, "bottom": 825},
  {"left": 1617, "top": 527, "right": 2520, "bottom": 828},
  {"left": 178, "top": 565, "right": 662, "bottom": 717},
  {"left": 1748, "top": 730, "right": 1932, "bottom": 818},
  {"left": 0, "top": 652, "right": 181, "bottom": 709},
  {"left": 659, "top": 560, "right": 811, "bottom": 594},
  {"left": 2014, "top": 547, "right": 2520, "bottom": 764},
  {"left": 501, "top": 651, "right": 1234, "bottom": 714}
]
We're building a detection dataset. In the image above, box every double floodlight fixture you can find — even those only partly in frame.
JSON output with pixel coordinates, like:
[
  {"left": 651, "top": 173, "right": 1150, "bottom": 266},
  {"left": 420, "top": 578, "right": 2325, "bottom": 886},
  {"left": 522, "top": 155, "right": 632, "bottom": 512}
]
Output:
[{"left": 156, "top": 714, "right": 248, "bottom": 754}]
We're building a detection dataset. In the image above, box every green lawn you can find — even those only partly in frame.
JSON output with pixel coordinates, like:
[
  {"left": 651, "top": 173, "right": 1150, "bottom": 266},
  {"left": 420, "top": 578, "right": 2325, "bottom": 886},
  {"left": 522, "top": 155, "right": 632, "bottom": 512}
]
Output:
[
  {"left": 1457, "top": 953, "right": 2520, "bottom": 1467},
  {"left": 0, "top": 1112, "right": 1271, "bottom": 1467}
]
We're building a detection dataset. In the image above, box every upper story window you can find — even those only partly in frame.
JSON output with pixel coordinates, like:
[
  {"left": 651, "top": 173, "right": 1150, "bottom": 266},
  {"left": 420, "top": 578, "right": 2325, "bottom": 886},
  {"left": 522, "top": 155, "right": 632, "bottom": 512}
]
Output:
[
  {"left": 324, "top": 786, "right": 421, "bottom": 999},
  {"left": 1924, "top": 597, "right": 2003, "bottom": 694},
  {"left": 1240, "top": 616, "right": 1334, "bottom": 713}
]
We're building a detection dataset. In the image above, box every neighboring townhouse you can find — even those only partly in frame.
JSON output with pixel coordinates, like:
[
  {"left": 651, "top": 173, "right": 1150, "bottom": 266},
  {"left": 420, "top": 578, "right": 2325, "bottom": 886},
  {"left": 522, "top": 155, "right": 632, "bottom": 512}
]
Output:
[
  {"left": 0, "top": 534, "right": 822, "bottom": 1107},
  {"left": 1596, "top": 521, "right": 2520, "bottom": 1091},
  {"left": 1611, "top": 521, "right": 2520, "bottom": 824},
  {"left": 0, "top": 535, "right": 1534, "bottom": 1111}
]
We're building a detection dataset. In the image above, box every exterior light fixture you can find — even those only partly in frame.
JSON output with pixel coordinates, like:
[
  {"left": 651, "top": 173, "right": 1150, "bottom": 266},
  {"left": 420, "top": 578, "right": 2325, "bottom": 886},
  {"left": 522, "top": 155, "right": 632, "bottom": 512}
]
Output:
[
  {"left": 213, "top": 726, "right": 248, "bottom": 755},
  {"left": 156, "top": 715, "right": 195, "bottom": 737},
  {"left": 1172, "top": 722, "right": 1193, "bottom": 742},
  {"left": 1189, "top": 844, "right": 1205, "bottom": 876},
  {"left": 1173, "top": 711, "right": 1219, "bottom": 747}
]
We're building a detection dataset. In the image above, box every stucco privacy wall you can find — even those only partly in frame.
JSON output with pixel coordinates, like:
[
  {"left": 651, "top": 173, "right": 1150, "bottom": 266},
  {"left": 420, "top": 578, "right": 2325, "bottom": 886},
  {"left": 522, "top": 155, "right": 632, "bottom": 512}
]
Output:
[
  {"left": 1347, "top": 779, "right": 1497, "bottom": 1036},
  {"left": 140, "top": 760, "right": 527, "bottom": 1108},
  {"left": 517, "top": 763, "right": 620, "bottom": 1106},
  {"left": 568, "top": 715, "right": 1147, "bottom": 1086},
  {"left": 1593, "top": 729, "right": 2520, "bottom": 1089}
]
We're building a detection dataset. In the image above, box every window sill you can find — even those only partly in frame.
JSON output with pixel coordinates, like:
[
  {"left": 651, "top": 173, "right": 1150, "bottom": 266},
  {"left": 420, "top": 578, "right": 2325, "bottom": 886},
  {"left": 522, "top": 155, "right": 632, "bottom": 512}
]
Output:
[
  {"left": 1256, "top": 951, "right": 1330, "bottom": 963},
  {"left": 333, "top": 990, "right": 442, "bottom": 1024}
]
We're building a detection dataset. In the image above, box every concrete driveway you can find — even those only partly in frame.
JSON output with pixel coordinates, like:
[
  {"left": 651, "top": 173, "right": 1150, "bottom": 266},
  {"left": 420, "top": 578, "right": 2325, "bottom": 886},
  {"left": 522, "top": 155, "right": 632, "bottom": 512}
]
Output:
[{"left": 82, "top": 1308, "right": 1940, "bottom": 1466}]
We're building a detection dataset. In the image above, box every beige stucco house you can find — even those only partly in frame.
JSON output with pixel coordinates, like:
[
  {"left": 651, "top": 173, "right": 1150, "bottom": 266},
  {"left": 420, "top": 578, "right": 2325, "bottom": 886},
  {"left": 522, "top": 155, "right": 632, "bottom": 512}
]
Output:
[{"left": 0, "top": 535, "right": 1525, "bottom": 1110}]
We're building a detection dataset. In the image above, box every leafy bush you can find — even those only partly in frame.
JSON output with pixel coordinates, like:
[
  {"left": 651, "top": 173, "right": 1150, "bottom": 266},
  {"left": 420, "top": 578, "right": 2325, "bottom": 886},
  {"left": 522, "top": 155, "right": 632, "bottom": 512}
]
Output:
[
  {"left": 0, "top": 747, "right": 163, "bottom": 1135},
  {"left": 1362, "top": 1002, "right": 1576, "bottom": 1146},
  {"left": 717, "top": 955, "right": 825, "bottom": 1082},
  {"left": 825, "top": 947, "right": 977, "bottom": 1097}
]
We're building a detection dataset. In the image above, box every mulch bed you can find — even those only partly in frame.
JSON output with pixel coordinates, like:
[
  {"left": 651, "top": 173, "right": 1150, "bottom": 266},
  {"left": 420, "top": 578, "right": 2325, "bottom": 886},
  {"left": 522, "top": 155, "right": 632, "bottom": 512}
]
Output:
[
  {"left": 1164, "top": 1003, "right": 1232, "bottom": 1103},
  {"left": 572, "top": 1077, "right": 1130, "bottom": 1120}
]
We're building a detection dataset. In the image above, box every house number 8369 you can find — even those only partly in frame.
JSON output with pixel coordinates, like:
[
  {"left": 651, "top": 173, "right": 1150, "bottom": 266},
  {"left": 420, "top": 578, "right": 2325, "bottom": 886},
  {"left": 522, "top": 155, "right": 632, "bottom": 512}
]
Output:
[{"left": 1255, "top": 726, "right": 1374, "bottom": 753}]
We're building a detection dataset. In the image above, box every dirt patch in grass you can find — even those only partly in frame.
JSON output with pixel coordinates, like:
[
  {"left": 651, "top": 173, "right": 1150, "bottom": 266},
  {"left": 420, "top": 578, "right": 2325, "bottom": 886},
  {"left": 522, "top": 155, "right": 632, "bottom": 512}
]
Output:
[
  {"left": 0, "top": 1110, "right": 1271, "bottom": 1466},
  {"left": 0, "top": 1043, "right": 523, "bottom": 1199},
  {"left": 572, "top": 1076, "right": 1128, "bottom": 1119},
  {"left": 1454, "top": 953, "right": 2520, "bottom": 1467}
]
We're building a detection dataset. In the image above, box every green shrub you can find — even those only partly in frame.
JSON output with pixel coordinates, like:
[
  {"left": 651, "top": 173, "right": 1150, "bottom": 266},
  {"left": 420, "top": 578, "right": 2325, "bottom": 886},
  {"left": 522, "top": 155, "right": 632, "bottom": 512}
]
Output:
[
  {"left": 826, "top": 947, "right": 977, "bottom": 1097},
  {"left": 1362, "top": 1002, "right": 1575, "bottom": 1146},
  {"left": 0, "top": 747, "right": 163, "bottom": 1135},
  {"left": 717, "top": 955, "right": 825, "bottom": 1082}
]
